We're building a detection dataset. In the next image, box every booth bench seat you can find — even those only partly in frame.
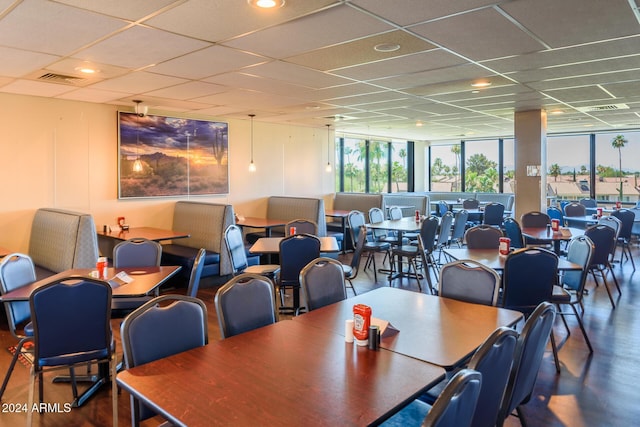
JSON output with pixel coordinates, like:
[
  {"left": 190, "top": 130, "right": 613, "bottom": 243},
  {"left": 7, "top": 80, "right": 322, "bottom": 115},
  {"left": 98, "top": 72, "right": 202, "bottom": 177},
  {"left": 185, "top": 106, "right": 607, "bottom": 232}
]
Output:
[
  {"left": 160, "top": 201, "right": 245, "bottom": 280},
  {"left": 29, "top": 208, "right": 99, "bottom": 280}
]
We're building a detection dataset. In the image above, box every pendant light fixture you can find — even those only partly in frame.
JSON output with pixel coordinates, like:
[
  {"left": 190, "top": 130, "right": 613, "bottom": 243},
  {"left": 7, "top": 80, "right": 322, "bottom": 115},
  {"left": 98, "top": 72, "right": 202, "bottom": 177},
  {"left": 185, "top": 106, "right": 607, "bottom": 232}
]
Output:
[
  {"left": 325, "top": 124, "right": 332, "bottom": 173},
  {"left": 132, "top": 100, "right": 144, "bottom": 173},
  {"left": 248, "top": 114, "right": 256, "bottom": 172}
]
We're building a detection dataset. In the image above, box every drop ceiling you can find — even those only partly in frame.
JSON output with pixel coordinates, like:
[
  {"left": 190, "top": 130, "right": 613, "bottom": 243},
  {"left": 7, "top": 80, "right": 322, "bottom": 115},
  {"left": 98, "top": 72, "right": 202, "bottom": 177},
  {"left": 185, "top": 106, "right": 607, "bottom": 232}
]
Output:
[{"left": 1, "top": 0, "right": 639, "bottom": 141}]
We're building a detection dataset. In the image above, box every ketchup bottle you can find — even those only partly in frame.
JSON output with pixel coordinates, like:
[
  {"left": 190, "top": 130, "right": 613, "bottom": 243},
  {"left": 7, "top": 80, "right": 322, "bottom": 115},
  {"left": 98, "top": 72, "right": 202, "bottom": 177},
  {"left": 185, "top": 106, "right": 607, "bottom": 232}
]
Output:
[{"left": 353, "top": 304, "right": 372, "bottom": 343}]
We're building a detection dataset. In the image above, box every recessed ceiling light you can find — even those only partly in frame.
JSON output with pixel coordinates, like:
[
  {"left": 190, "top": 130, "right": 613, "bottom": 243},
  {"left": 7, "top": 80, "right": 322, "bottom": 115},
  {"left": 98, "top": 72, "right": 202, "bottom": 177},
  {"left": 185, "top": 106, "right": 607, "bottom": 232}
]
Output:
[
  {"left": 75, "top": 66, "right": 99, "bottom": 74},
  {"left": 374, "top": 43, "right": 401, "bottom": 52},
  {"left": 471, "top": 81, "right": 491, "bottom": 88},
  {"left": 550, "top": 109, "right": 564, "bottom": 115},
  {"left": 248, "top": 0, "right": 285, "bottom": 8},
  {"left": 471, "top": 90, "right": 480, "bottom": 94},
  {"left": 416, "top": 121, "right": 423, "bottom": 127}
]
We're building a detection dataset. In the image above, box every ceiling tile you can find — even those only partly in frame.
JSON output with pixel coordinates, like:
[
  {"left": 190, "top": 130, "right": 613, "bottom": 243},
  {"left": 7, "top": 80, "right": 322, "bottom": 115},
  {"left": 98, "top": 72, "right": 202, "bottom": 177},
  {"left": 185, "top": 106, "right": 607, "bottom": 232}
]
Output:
[
  {"left": 223, "top": 4, "right": 394, "bottom": 58},
  {"left": 351, "top": 0, "right": 500, "bottom": 26},
  {"left": 285, "top": 30, "right": 437, "bottom": 71},
  {"left": 76, "top": 25, "right": 210, "bottom": 69},
  {"left": 333, "top": 48, "right": 466, "bottom": 81},
  {"left": 500, "top": 0, "right": 639, "bottom": 48},
  {"left": 0, "top": 47, "right": 59, "bottom": 77},
  {"left": 409, "top": 7, "right": 545, "bottom": 61},
  {"left": 0, "top": 0, "right": 126, "bottom": 56},
  {"left": 89, "top": 71, "right": 188, "bottom": 93},
  {"left": 0, "top": 79, "right": 75, "bottom": 97},
  {"left": 145, "top": 0, "right": 339, "bottom": 43},
  {"left": 149, "top": 45, "right": 268, "bottom": 80}
]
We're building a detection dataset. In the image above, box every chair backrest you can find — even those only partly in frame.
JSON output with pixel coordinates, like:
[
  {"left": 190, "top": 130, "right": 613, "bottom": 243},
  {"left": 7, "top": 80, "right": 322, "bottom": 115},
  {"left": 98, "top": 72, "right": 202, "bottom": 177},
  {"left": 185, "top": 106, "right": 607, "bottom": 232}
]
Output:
[
  {"left": 347, "top": 210, "right": 367, "bottom": 248},
  {"left": 451, "top": 210, "right": 469, "bottom": 242},
  {"left": 579, "top": 198, "right": 597, "bottom": 208},
  {"left": 502, "top": 217, "right": 525, "bottom": 249},
  {"left": 423, "top": 369, "right": 482, "bottom": 427},
  {"left": 584, "top": 224, "right": 616, "bottom": 267},
  {"left": 347, "top": 225, "right": 367, "bottom": 277},
  {"left": 546, "top": 206, "right": 564, "bottom": 224},
  {"left": 0, "top": 253, "right": 37, "bottom": 339},
  {"left": 279, "top": 234, "right": 321, "bottom": 286},
  {"left": 224, "top": 224, "right": 250, "bottom": 273},
  {"left": 113, "top": 238, "right": 162, "bottom": 268},
  {"left": 598, "top": 215, "right": 621, "bottom": 239},
  {"left": 482, "top": 202, "right": 505, "bottom": 226},
  {"left": 500, "top": 303, "right": 556, "bottom": 425},
  {"left": 214, "top": 273, "right": 277, "bottom": 339},
  {"left": 300, "top": 257, "right": 347, "bottom": 311},
  {"left": 286, "top": 219, "right": 318, "bottom": 236},
  {"left": 564, "top": 202, "right": 586, "bottom": 217},
  {"left": 436, "top": 201, "right": 449, "bottom": 217},
  {"left": 611, "top": 209, "right": 634, "bottom": 240},
  {"left": 420, "top": 216, "right": 440, "bottom": 253},
  {"left": 467, "top": 327, "right": 518, "bottom": 427},
  {"left": 121, "top": 294, "right": 208, "bottom": 423},
  {"left": 462, "top": 198, "right": 479, "bottom": 209},
  {"left": 561, "top": 236, "right": 594, "bottom": 293},
  {"left": 368, "top": 207, "right": 388, "bottom": 240},
  {"left": 186, "top": 248, "right": 207, "bottom": 298},
  {"left": 388, "top": 206, "right": 403, "bottom": 220},
  {"left": 438, "top": 260, "right": 501, "bottom": 306},
  {"left": 436, "top": 211, "right": 454, "bottom": 247},
  {"left": 520, "top": 211, "right": 550, "bottom": 228},
  {"left": 30, "top": 277, "right": 112, "bottom": 368},
  {"left": 502, "top": 248, "right": 558, "bottom": 315},
  {"left": 464, "top": 225, "right": 502, "bottom": 249}
]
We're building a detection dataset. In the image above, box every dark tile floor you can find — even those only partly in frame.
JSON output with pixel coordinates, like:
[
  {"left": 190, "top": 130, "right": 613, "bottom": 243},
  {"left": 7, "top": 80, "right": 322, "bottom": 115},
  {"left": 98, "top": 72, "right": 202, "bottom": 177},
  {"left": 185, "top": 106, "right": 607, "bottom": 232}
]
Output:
[{"left": 1, "top": 244, "right": 638, "bottom": 426}]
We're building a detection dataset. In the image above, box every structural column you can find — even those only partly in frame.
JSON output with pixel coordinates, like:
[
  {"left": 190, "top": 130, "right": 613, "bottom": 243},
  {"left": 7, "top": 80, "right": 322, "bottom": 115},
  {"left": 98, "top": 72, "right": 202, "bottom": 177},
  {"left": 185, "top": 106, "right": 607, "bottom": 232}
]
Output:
[{"left": 514, "top": 109, "right": 547, "bottom": 220}]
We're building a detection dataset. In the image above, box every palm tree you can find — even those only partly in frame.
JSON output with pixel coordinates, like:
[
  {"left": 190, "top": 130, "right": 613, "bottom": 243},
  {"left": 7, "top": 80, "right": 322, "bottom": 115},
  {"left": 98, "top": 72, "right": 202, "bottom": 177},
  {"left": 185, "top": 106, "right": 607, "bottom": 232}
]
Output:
[
  {"left": 611, "top": 134, "right": 627, "bottom": 200},
  {"left": 549, "top": 163, "right": 561, "bottom": 182},
  {"left": 451, "top": 145, "right": 461, "bottom": 191}
]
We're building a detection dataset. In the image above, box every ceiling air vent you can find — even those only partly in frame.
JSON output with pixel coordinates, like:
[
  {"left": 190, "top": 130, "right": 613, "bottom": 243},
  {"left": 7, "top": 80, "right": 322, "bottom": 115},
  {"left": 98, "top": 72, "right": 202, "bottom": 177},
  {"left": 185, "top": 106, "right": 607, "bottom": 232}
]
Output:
[
  {"left": 576, "top": 103, "right": 629, "bottom": 112},
  {"left": 37, "top": 72, "right": 86, "bottom": 85}
]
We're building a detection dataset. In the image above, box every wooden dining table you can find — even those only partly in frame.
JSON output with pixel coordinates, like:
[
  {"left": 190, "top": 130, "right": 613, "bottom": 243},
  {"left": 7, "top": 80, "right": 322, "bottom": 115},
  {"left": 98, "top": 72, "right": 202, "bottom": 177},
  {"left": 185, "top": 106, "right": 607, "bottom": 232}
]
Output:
[
  {"left": 325, "top": 209, "right": 351, "bottom": 253},
  {"left": 249, "top": 236, "right": 340, "bottom": 254},
  {"left": 443, "top": 247, "right": 582, "bottom": 271},
  {"left": 97, "top": 226, "right": 190, "bottom": 259},
  {"left": 521, "top": 226, "right": 584, "bottom": 255},
  {"left": 116, "top": 319, "right": 445, "bottom": 427},
  {"left": 0, "top": 266, "right": 182, "bottom": 302},
  {"left": 236, "top": 216, "right": 287, "bottom": 237},
  {"left": 294, "top": 287, "right": 523, "bottom": 370}
]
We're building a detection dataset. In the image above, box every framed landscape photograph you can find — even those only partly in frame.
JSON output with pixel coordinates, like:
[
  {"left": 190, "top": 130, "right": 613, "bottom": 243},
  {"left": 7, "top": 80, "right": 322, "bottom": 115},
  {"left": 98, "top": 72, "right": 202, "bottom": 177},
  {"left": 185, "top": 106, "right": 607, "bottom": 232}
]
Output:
[{"left": 118, "top": 112, "right": 229, "bottom": 198}]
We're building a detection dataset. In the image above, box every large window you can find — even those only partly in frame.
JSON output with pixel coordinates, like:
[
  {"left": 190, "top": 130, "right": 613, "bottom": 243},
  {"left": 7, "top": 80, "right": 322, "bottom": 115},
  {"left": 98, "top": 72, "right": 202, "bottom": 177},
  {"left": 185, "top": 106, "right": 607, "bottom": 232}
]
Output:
[
  {"left": 336, "top": 137, "right": 409, "bottom": 193},
  {"left": 429, "top": 144, "right": 459, "bottom": 192},
  {"left": 595, "top": 132, "right": 640, "bottom": 202},
  {"left": 368, "top": 140, "right": 388, "bottom": 193},
  {"left": 465, "top": 140, "right": 499, "bottom": 193},
  {"left": 342, "top": 137, "right": 366, "bottom": 192},
  {"left": 390, "top": 142, "right": 408, "bottom": 193},
  {"left": 546, "top": 134, "right": 591, "bottom": 201}
]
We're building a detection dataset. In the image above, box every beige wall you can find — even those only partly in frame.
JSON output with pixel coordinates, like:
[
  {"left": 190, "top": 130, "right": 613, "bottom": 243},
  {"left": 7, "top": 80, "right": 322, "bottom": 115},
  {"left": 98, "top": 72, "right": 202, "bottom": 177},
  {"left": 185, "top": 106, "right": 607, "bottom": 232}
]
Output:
[
  {"left": 514, "top": 109, "right": 547, "bottom": 219},
  {"left": 0, "top": 93, "right": 335, "bottom": 253}
]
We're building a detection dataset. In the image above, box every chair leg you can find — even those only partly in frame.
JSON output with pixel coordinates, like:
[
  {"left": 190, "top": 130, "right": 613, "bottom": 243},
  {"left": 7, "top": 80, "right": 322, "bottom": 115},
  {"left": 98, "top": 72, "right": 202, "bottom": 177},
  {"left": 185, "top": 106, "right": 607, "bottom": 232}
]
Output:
[
  {"left": 591, "top": 269, "right": 615, "bottom": 309},
  {"left": 27, "top": 365, "right": 36, "bottom": 427},
  {"left": 550, "top": 329, "right": 561, "bottom": 374},
  {"left": 556, "top": 304, "right": 571, "bottom": 336},
  {"left": 571, "top": 303, "right": 593, "bottom": 353},
  {"left": 111, "top": 356, "right": 118, "bottom": 427},
  {"left": 0, "top": 338, "right": 28, "bottom": 399},
  {"left": 607, "top": 263, "right": 622, "bottom": 295}
]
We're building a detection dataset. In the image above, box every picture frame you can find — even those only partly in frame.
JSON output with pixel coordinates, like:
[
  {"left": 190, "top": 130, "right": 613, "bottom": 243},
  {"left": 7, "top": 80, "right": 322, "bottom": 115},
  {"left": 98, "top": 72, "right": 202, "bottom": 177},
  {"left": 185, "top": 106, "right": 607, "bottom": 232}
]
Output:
[{"left": 118, "top": 112, "right": 229, "bottom": 198}]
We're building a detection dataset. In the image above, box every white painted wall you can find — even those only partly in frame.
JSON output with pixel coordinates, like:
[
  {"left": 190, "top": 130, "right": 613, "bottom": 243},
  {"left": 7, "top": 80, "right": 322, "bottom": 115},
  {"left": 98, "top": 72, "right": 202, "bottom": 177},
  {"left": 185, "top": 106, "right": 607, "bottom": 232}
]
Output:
[{"left": 0, "top": 93, "right": 335, "bottom": 253}]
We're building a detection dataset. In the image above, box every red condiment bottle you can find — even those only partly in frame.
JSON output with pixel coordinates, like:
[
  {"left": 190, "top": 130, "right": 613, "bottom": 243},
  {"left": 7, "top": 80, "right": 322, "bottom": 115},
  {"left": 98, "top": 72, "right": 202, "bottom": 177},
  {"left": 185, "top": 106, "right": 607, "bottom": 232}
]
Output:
[{"left": 353, "top": 304, "right": 372, "bottom": 342}]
